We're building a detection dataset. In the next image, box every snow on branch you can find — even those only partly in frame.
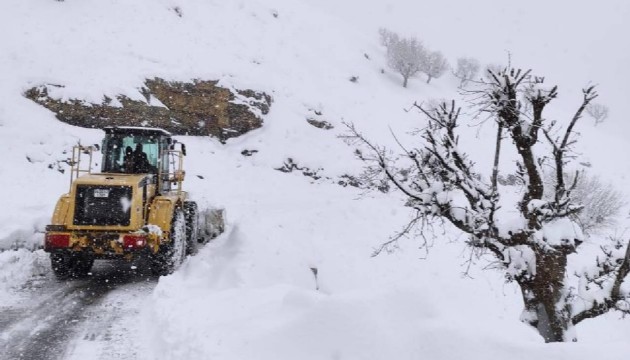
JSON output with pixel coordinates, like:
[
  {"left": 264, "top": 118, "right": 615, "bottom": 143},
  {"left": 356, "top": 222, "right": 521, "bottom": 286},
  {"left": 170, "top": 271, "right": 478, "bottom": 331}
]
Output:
[
  {"left": 573, "top": 237, "right": 630, "bottom": 324},
  {"left": 542, "top": 86, "right": 597, "bottom": 211}
]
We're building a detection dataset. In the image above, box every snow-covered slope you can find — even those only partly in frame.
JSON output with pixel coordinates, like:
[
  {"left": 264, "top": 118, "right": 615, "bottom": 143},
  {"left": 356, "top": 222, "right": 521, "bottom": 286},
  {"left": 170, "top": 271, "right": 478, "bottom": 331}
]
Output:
[{"left": 1, "top": 0, "right": 630, "bottom": 359}]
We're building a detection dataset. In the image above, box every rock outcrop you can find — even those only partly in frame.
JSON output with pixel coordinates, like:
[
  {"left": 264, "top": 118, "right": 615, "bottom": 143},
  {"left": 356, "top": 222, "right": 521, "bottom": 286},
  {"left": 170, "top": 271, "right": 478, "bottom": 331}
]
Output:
[{"left": 25, "top": 78, "right": 272, "bottom": 141}]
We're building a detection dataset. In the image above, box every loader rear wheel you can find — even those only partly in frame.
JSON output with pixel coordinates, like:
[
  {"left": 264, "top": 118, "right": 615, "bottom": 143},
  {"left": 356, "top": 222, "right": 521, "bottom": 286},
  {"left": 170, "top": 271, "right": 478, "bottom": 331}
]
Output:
[
  {"left": 184, "top": 201, "right": 199, "bottom": 255},
  {"left": 50, "top": 253, "right": 94, "bottom": 279},
  {"left": 150, "top": 208, "right": 186, "bottom": 276}
]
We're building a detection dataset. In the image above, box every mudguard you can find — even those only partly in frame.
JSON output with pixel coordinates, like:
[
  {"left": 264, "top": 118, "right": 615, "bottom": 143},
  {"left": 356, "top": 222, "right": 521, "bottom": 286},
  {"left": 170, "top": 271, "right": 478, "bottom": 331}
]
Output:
[
  {"left": 51, "top": 194, "right": 72, "bottom": 225},
  {"left": 147, "top": 195, "right": 181, "bottom": 234}
]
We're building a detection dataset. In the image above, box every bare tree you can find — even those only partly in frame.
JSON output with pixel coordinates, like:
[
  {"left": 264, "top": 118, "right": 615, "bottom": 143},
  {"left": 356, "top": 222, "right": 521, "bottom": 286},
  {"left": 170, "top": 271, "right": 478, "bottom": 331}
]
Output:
[
  {"left": 347, "top": 66, "right": 630, "bottom": 343},
  {"left": 454, "top": 57, "right": 480, "bottom": 86},
  {"left": 543, "top": 172, "right": 625, "bottom": 234},
  {"left": 585, "top": 103, "right": 609, "bottom": 125},
  {"left": 378, "top": 28, "right": 399, "bottom": 48},
  {"left": 421, "top": 50, "right": 449, "bottom": 84},
  {"left": 380, "top": 28, "right": 426, "bottom": 88}
]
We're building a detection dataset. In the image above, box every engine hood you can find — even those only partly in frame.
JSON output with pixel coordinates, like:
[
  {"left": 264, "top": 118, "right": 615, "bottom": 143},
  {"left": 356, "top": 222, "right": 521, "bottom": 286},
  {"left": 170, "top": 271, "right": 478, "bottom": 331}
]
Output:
[{"left": 73, "top": 173, "right": 153, "bottom": 187}]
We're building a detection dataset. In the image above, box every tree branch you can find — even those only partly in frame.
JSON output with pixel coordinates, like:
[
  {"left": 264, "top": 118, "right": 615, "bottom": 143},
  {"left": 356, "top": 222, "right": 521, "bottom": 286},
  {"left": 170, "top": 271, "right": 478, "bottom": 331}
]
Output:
[
  {"left": 561, "top": 86, "right": 598, "bottom": 151},
  {"left": 553, "top": 86, "right": 597, "bottom": 204},
  {"left": 573, "top": 240, "right": 630, "bottom": 325}
]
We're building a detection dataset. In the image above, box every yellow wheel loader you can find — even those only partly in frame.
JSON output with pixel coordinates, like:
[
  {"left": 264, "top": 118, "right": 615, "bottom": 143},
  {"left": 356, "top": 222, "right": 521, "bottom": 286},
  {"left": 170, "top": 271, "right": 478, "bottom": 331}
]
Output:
[{"left": 44, "top": 127, "right": 223, "bottom": 278}]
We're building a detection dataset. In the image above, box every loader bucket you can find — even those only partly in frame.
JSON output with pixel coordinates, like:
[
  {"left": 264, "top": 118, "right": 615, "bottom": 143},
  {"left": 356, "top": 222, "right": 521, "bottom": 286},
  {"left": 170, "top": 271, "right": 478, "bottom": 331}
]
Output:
[{"left": 198, "top": 208, "right": 225, "bottom": 243}]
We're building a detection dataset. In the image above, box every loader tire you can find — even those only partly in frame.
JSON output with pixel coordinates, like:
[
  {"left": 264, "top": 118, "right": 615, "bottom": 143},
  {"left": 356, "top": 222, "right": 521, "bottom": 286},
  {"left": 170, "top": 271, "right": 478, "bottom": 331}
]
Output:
[
  {"left": 50, "top": 253, "right": 94, "bottom": 280},
  {"left": 184, "top": 201, "right": 199, "bottom": 255},
  {"left": 151, "top": 208, "right": 186, "bottom": 276}
]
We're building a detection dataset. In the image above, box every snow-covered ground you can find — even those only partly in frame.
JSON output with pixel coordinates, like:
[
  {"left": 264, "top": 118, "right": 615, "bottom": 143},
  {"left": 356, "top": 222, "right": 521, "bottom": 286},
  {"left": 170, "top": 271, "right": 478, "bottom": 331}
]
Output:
[{"left": 1, "top": 0, "right": 630, "bottom": 359}]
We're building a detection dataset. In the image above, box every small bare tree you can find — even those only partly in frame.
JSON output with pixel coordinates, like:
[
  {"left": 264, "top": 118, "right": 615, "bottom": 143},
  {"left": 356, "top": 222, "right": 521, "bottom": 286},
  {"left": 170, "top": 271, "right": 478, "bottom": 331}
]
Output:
[
  {"left": 380, "top": 28, "right": 426, "bottom": 88},
  {"left": 347, "top": 66, "right": 630, "bottom": 343},
  {"left": 545, "top": 172, "right": 625, "bottom": 234},
  {"left": 454, "top": 57, "right": 480, "bottom": 86},
  {"left": 585, "top": 103, "right": 609, "bottom": 125},
  {"left": 378, "top": 28, "right": 399, "bottom": 48},
  {"left": 421, "top": 50, "right": 449, "bottom": 84}
]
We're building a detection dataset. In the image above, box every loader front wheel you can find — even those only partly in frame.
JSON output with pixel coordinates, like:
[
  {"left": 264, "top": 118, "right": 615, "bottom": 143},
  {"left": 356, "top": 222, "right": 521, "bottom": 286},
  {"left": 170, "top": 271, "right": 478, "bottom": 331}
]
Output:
[
  {"left": 184, "top": 201, "right": 199, "bottom": 255},
  {"left": 150, "top": 208, "right": 186, "bottom": 276},
  {"left": 50, "top": 253, "right": 94, "bottom": 279}
]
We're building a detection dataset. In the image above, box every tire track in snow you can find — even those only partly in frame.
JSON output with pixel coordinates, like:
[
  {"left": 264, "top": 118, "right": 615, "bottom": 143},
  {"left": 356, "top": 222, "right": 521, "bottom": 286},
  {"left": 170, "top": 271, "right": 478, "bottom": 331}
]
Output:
[
  {"left": 65, "top": 273, "right": 155, "bottom": 360},
  {"left": 0, "top": 260, "right": 157, "bottom": 360}
]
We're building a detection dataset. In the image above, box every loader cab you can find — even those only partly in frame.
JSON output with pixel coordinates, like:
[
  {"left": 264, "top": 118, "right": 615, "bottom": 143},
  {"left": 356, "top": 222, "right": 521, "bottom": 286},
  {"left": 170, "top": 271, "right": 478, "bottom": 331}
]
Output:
[{"left": 101, "top": 127, "right": 171, "bottom": 174}]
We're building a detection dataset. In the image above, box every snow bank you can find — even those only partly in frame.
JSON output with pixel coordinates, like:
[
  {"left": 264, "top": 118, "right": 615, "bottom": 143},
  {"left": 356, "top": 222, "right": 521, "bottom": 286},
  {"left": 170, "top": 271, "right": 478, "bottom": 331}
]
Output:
[
  {"left": 145, "top": 223, "right": 529, "bottom": 360},
  {"left": 0, "top": 249, "right": 48, "bottom": 303}
]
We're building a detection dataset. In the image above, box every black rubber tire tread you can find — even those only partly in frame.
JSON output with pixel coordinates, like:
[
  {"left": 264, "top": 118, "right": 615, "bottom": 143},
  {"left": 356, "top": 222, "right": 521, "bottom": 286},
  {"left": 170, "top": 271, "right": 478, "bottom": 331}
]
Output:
[
  {"left": 50, "top": 253, "right": 94, "bottom": 280},
  {"left": 183, "top": 201, "right": 199, "bottom": 254},
  {"left": 150, "top": 208, "right": 186, "bottom": 276}
]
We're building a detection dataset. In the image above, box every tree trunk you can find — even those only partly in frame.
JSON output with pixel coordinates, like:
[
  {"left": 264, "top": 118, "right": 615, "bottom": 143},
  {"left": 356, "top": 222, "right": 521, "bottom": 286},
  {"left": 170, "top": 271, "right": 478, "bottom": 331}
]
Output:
[
  {"left": 426, "top": 75, "right": 432, "bottom": 84},
  {"left": 515, "top": 144, "right": 544, "bottom": 226},
  {"left": 403, "top": 76, "right": 408, "bottom": 88},
  {"left": 517, "top": 249, "right": 571, "bottom": 342}
]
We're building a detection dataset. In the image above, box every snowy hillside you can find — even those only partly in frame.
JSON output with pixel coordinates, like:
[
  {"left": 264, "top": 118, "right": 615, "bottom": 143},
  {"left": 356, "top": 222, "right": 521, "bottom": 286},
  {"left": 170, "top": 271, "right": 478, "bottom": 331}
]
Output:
[{"left": 1, "top": 0, "right": 630, "bottom": 359}]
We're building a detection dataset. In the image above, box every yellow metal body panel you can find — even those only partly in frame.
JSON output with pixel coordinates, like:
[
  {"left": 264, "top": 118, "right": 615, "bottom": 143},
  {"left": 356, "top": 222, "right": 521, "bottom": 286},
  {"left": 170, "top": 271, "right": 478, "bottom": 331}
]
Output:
[
  {"left": 73, "top": 173, "right": 147, "bottom": 186},
  {"left": 147, "top": 192, "right": 187, "bottom": 234},
  {"left": 65, "top": 174, "right": 152, "bottom": 232},
  {"left": 49, "top": 173, "right": 188, "bottom": 252},
  {"left": 51, "top": 194, "right": 72, "bottom": 225}
]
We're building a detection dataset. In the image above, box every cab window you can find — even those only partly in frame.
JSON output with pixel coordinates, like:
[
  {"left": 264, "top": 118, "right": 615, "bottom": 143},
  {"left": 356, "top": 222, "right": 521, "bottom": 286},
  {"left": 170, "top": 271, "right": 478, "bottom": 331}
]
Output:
[{"left": 102, "top": 134, "right": 159, "bottom": 173}]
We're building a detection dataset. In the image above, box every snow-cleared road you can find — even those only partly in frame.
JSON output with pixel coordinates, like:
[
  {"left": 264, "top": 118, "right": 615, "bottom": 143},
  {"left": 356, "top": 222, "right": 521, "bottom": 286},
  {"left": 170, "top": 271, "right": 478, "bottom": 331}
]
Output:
[{"left": 0, "top": 259, "right": 156, "bottom": 360}]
